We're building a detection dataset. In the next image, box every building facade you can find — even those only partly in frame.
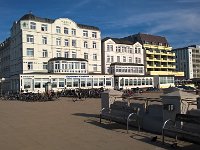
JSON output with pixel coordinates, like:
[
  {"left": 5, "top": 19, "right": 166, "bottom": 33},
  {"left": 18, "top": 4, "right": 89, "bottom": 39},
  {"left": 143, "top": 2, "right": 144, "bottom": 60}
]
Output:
[
  {"left": 0, "top": 13, "right": 105, "bottom": 93},
  {"left": 0, "top": 38, "right": 10, "bottom": 92},
  {"left": 123, "top": 33, "right": 184, "bottom": 77},
  {"left": 173, "top": 45, "right": 200, "bottom": 79},
  {"left": 101, "top": 37, "right": 144, "bottom": 74}
]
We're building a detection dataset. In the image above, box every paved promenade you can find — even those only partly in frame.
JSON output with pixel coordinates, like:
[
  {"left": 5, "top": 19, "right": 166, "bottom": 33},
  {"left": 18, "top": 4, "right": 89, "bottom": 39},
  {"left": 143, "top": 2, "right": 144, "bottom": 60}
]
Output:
[{"left": 0, "top": 97, "right": 199, "bottom": 150}]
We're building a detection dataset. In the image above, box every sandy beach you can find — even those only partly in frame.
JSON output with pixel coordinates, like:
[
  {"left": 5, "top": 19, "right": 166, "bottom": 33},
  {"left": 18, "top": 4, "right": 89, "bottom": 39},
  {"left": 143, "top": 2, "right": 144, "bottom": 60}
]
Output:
[{"left": 0, "top": 97, "right": 199, "bottom": 150}]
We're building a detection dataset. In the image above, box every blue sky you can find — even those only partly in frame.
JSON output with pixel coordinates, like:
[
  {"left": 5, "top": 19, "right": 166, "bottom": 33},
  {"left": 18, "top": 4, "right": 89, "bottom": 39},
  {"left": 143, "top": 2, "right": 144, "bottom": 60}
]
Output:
[{"left": 0, "top": 0, "right": 200, "bottom": 48}]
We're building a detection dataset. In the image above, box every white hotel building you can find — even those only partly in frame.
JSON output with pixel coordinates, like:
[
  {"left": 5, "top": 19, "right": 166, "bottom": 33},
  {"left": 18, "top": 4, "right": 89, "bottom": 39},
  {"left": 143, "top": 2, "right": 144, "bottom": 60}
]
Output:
[
  {"left": 101, "top": 38, "right": 156, "bottom": 90},
  {"left": 0, "top": 14, "right": 113, "bottom": 93}
]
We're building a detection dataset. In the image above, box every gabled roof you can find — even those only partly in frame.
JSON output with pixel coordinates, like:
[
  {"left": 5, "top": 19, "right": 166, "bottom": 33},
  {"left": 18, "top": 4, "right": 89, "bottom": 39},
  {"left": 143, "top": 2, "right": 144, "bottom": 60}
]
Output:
[
  {"left": 123, "top": 33, "right": 169, "bottom": 46},
  {"left": 102, "top": 37, "right": 138, "bottom": 45},
  {"left": 19, "top": 13, "right": 100, "bottom": 31}
]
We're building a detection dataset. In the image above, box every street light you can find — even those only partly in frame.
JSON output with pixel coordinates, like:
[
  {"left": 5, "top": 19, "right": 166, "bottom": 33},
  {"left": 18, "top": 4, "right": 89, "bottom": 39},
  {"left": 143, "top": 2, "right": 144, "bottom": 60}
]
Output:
[{"left": 0, "top": 78, "right": 5, "bottom": 96}]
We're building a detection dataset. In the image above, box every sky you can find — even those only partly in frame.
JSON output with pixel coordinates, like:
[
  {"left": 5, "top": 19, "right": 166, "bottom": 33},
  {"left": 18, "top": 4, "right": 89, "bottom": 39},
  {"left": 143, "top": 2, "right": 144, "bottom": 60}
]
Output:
[{"left": 0, "top": 0, "right": 200, "bottom": 48}]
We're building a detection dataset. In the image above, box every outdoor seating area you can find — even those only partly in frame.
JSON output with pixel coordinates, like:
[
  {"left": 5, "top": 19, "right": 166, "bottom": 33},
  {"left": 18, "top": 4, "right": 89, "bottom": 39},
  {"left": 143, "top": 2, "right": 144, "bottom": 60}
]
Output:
[{"left": 162, "top": 113, "right": 200, "bottom": 144}]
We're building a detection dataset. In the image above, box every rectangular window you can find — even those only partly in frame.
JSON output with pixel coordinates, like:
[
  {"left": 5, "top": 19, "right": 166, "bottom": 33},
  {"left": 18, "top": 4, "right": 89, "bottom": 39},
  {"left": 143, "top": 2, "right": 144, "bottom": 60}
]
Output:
[
  {"left": 56, "top": 38, "right": 61, "bottom": 46},
  {"left": 93, "top": 64, "right": 97, "bottom": 71},
  {"left": 84, "top": 41, "right": 88, "bottom": 48},
  {"left": 56, "top": 51, "right": 61, "bottom": 57},
  {"left": 72, "top": 52, "right": 76, "bottom": 58},
  {"left": 107, "top": 45, "right": 113, "bottom": 51},
  {"left": 41, "top": 24, "right": 48, "bottom": 31},
  {"left": 83, "top": 30, "right": 88, "bottom": 37},
  {"left": 74, "top": 62, "right": 79, "bottom": 69},
  {"left": 93, "top": 78, "right": 98, "bottom": 86},
  {"left": 64, "top": 39, "right": 69, "bottom": 46},
  {"left": 67, "top": 78, "right": 72, "bottom": 87},
  {"left": 43, "top": 62, "right": 48, "bottom": 69},
  {"left": 106, "top": 78, "right": 112, "bottom": 86},
  {"left": 117, "top": 56, "right": 120, "bottom": 62},
  {"left": 84, "top": 53, "right": 88, "bottom": 59},
  {"left": 56, "top": 26, "right": 61, "bottom": 33},
  {"left": 123, "top": 56, "right": 126, "bottom": 62},
  {"left": 99, "top": 78, "right": 104, "bottom": 86},
  {"left": 24, "top": 78, "right": 32, "bottom": 89},
  {"left": 42, "top": 37, "right": 47, "bottom": 44},
  {"left": 64, "top": 27, "right": 68, "bottom": 34},
  {"left": 135, "top": 47, "right": 139, "bottom": 53},
  {"left": 81, "top": 63, "right": 85, "bottom": 69},
  {"left": 92, "top": 32, "right": 97, "bottom": 38},
  {"left": 129, "top": 57, "right": 132, "bottom": 63},
  {"left": 30, "top": 22, "right": 36, "bottom": 29},
  {"left": 87, "top": 78, "right": 92, "bottom": 87},
  {"left": 42, "top": 78, "right": 49, "bottom": 88},
  {"left": 27, "top": 48, "right": 34, "bottom": 56},
  {"left": 93, "top": 54, "right": 97, "bottom": 60},
  {"left": 138, "top": 58, "right": 141, "bottom": 63},
  {"left": 34, "top": 79, "right": 41, "bottom": 88},
  {"left": 111, "top": 56, "right": 114, "bottom": 62},
  {"left": 72, "top": 29, "right": 76, "bottom": 35},
  {"left": 27, "top": 35, "right": 34, "bottom": 43},
  {"left": 59, "top": 78, "right": 65, "bottom": 87},
  {"left": 93, "top": 42, "right": 96, "bottom": 49},
  {"left": 55, "top": 61, "right": 60, "bottom": 69},
  {"left": 28, "top": 62, "right": 33, "bottom": 70},
  {"left": 42, "top": 50, "right": 48, "bottom": 57},
  {"left": 52, "top": 78, "right": 57, "bottom": 88},
  {"left": 107, "top": 56, "right": 110, "bottom": 62},
  {"left": 64, "top": 52, "right": 68, "bottom": 58},
  {"left": 72, "top": 39, "right": 76, "bottom": 47},
  {"left": 73, "top": 79, "right": 79, "bottom": 87},
  {"left": 138, "top": 48, "right": 141, "bottom": 53},
  {"left": 107, "top": 45, "right": 110, "bottom": 52},
  {"left": 81, "top": 78, "right": 86, "bottom": 87}
]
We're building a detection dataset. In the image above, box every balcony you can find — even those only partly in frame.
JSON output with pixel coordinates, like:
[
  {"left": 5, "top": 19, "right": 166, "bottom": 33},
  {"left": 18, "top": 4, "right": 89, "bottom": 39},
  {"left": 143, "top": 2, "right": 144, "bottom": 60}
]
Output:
[
  {"left": 161, "top": 58, "right": 168, "bottom": 62},
  {"left": 154, "top": 58, "right": 161, "bottom": 61},
  {"left": 161, "top": 65, "right": 168, "bottom": 68},
  {"left": 168, "top": 65, "right": 176, "bottom": 69},
  {"left": 146, "top": 57, "right": 154, "bottom": 61},
  {"left": 148, "top": 71, "right": 184, "bottom": 76},
  {"left": 147, "top": 64, "right": 154, "bottom": 68},
  {"left": 154, "top": 50, "right": 161, "bottom": 55},
  {"left": 167, "top": 52, "right": 175, "bottom": 56},
  {"left": 146, "top": 50, "right": 154, "bottom": 54},
  {"left": 161, "top": 51, "right": 168, "bottom": 55},
  {"left": 168, "top": 59, "right": 175, "bottom": 62}
]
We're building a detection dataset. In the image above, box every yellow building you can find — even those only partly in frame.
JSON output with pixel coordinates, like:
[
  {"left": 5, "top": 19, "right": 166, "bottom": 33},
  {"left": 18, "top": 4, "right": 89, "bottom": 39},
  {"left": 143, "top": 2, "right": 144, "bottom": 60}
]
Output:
[{"left": 123, "top": 33, "right": 184, "bottom": 77}]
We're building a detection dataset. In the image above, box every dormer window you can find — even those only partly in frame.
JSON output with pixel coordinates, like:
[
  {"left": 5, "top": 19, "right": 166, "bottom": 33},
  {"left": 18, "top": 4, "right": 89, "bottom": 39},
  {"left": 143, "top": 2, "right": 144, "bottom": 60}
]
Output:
[
  {"left": 72, "top": 29, "right": 76, "bottom": 35},
  {"left": 56, "top": 26, "right": 61, "bottom": 33},
  {"left": 41, "top": 24, "right": 48, "bottom": 31},
  {"left": 30, "top": 22, "right": 36, "bottom": 30},
  {"left": 83, "top": 30, "right": 88, "bottom": 37}
]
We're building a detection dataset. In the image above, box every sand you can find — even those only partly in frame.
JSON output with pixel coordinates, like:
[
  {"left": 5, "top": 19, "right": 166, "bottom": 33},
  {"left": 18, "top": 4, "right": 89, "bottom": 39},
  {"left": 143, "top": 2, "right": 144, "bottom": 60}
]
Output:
[{"left": 0, "top": 97, "right": 199, "bottom": 150}]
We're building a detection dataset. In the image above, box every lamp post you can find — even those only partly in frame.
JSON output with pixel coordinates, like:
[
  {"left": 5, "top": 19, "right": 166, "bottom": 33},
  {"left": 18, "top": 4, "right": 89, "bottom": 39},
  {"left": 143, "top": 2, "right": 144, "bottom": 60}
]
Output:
[{"left": 0, "top": 78, "right": 5, "bottom": 96}]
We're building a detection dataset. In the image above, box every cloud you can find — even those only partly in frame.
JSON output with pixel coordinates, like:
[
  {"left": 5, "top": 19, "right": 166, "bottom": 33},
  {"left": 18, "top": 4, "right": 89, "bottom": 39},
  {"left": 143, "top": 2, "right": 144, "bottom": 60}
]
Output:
[{"left": 102, "top": 8, "right": 200, "bottom": 34}]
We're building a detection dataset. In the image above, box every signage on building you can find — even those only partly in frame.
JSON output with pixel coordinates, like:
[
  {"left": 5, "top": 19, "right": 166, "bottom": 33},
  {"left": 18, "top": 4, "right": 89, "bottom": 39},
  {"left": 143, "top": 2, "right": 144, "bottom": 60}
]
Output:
[{"left": 66, "top": 75, "right": 89, "bottom": 78}]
